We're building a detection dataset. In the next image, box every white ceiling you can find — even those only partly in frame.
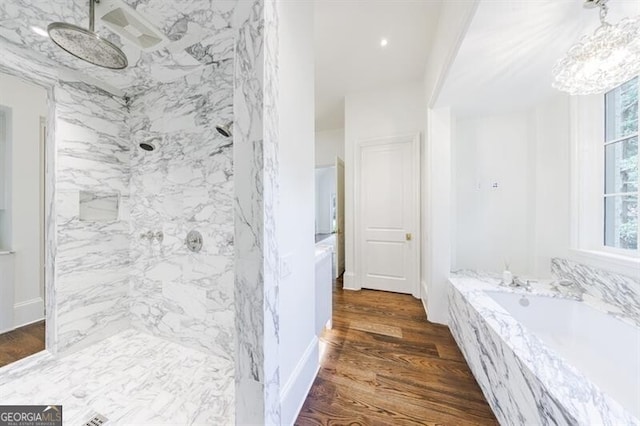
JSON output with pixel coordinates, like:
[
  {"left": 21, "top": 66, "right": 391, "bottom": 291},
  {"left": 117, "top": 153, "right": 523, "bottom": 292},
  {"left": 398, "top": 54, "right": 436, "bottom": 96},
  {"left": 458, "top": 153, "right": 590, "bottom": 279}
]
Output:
[
  {"left": 437, "top": 0, "right": 640, "bottom": 117},
  {"left": 314, "top": 0, "right": 443, "bottom": 131}
]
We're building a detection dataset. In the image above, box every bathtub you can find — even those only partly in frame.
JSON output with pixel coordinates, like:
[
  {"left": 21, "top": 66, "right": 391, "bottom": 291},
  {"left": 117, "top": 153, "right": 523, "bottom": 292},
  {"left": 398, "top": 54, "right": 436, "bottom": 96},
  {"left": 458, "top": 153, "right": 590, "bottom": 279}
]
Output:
[
  {"left": 487, "top": 291, "right": 640, "bottom": 420},
  {"left": 448, "top": 273, "right": 640, "bottom": 426}
]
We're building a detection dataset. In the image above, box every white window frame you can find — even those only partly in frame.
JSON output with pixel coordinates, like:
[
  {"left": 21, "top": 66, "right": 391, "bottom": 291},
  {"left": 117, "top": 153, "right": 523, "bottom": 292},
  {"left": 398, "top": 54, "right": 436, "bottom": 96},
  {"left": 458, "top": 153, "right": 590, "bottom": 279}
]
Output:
[
  {"left": 569, "top": 80, "right": 640, "bottom": 277},
  {"left": 603, "top": 78, "right": 639, "bottom": 254}
]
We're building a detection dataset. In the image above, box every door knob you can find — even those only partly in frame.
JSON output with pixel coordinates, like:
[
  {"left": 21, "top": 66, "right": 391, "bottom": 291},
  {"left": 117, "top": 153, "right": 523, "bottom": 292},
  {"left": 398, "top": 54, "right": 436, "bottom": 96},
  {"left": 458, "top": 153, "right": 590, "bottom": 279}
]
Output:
[{"left": 406, "top": 233, "right": 412, "bottom": 241}]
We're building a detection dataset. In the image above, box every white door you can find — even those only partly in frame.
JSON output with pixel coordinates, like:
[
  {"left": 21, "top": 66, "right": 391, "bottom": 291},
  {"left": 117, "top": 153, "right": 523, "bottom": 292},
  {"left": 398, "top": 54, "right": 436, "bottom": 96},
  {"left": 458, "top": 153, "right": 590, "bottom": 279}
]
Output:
[
  {"left": 335, "top": 157, "right": 345, "bottom": 276},
  {"left": 357, "top": 135, "right": 419, "bottom": 295}
]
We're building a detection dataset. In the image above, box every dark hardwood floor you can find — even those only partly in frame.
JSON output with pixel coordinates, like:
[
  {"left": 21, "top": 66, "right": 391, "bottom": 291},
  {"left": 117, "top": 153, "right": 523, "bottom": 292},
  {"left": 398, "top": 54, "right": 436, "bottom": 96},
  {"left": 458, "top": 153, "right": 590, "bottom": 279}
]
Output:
[
  {"left": 296, "top": 278, "right": 497, "bottom": 425},
  {"left": 0, "top": 321, "right": 45, "bottom": 368}
]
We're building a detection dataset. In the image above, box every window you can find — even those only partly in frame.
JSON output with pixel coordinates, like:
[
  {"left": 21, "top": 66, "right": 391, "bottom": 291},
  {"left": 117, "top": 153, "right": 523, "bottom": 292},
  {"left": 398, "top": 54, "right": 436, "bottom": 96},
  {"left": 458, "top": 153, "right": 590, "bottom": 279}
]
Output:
[{"left": 604, "top": 77, "right": 639, "bottom": 251}]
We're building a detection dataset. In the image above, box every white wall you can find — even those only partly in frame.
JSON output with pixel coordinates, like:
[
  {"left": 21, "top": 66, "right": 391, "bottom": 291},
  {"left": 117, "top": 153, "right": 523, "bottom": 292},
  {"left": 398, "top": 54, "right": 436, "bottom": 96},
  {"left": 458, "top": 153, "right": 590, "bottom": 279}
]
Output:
[
  {"left": 422, "top": 0, "right": 479, "bottom": 324},
  {"left": 315, "top": 128, "right": 344, "bottom": 166},
  {"left": 532, "top": 95, "right": 571, "bottom": 277},
  {"left": 0, "top": 107, "right": 9, "bottom": 247},
  {"left": 276, "top": 1, "right": 318, "bottom": 424},
  {"left": 315, "top": 167, "right": 335, "bottom": 234},
  {"left": 0, "top": 72, "right": 47, "bottom": 327},
  {"left": 343, "top": 81, "right": 425, "bottom": 290},
  {"left": 425, "top": 107, "right": 452, "bottom": 323},
  {"left": 452, "top": 95, "right": 571, "bottom": 278},
  {"left": 454, "top": 111, "right": 534, "bottom": 274}
]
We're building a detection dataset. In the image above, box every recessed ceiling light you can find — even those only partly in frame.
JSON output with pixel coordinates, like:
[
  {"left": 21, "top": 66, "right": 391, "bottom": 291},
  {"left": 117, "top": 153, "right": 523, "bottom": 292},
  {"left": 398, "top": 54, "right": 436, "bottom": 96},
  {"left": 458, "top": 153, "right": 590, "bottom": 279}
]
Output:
[
  {"left": 31, "top": 26, "right": 49, "bottom": 38},
  {"left": 380, "top": 38, "right": 388, "bottom": 47}
]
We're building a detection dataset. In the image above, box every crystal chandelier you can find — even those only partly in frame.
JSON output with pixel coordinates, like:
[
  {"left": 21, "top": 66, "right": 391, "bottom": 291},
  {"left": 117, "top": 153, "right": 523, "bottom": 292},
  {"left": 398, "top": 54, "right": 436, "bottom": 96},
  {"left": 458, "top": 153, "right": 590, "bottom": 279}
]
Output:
[{"left": 552, "top": 0, "right": 640, "bottom": 95}]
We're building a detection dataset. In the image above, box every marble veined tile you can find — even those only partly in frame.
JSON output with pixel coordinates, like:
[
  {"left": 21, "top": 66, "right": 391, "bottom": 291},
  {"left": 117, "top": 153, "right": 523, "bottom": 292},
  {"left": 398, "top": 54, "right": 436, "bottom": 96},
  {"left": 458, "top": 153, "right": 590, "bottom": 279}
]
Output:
[
  {"left": 233, "top": 0, "right": 282, "bottom": 423},
  {"left": 53, "top": 78, "right": 131, "bottom": 355},
  {"left": 128, "top": 55, "right": 234, "bottom": 360},
  {"left": 262, "top": 1, "right": 282, "bottom": 422},
  {"left": 0, "top": 329, "right": 234, "bottom": 425},
  {"left": 552, "top": 257, "right": 640, "bottom": 327}
]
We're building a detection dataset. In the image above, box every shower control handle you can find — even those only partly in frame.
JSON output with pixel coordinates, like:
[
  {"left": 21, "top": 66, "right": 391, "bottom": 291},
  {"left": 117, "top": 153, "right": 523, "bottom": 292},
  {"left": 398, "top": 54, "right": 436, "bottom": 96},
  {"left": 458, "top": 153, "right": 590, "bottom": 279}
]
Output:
[
  {"left": 186, "top": 230, "right": 203, "bottom": 253},
  {"left": 140, "top": 231, "right": 154, "bottom": 240}
]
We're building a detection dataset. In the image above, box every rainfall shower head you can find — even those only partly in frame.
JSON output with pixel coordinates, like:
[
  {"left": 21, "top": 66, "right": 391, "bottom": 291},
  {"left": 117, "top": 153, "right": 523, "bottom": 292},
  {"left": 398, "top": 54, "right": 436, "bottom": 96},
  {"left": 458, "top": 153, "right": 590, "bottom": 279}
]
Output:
[
  {"left": 48, "top": 0, "right": 128, "bottom": 69},
  {"left": 215, "top": 122, "right": 233, "bottom": 138}
]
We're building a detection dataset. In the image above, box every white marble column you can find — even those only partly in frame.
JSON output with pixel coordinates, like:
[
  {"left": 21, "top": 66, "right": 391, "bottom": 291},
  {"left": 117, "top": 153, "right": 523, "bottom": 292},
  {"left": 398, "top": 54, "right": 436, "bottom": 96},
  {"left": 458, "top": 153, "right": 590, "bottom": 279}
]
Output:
[{"left": 234, "top": 0, "right": 282, "bottom": 423}]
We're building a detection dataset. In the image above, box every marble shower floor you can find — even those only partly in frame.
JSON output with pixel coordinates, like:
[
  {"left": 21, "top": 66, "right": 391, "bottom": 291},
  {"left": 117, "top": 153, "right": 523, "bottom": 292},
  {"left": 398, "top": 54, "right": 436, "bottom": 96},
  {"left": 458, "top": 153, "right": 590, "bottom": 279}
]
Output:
[{"left": 0, "top": 329, "right": 234, "bottom": 425}]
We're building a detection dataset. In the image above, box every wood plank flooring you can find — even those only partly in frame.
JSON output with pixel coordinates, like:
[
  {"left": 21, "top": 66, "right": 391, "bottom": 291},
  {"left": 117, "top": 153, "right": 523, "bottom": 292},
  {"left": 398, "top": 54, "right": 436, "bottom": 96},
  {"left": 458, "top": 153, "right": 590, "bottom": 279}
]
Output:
[
  {"left": 0, "top": 321, "right": 45, "bottom": 368},
  {"left": 296, "top": 279, "right": 497, "bottom": 425}
]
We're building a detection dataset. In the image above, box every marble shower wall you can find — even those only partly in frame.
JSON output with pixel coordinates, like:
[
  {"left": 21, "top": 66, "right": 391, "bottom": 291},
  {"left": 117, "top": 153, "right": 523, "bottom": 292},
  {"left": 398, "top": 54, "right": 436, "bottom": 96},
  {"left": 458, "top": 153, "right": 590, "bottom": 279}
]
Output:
[
  {"left": 128, "top": 54, "right": 235, "bottom": 361},
  {"left": 551, "top": 258, "right": 640, "bottom": 326},
  {"left": 54, "top": 81, "right": 131, "bottom": 354},
  {"left": 3, "top": 2, "right": 281, "bottom": 417},
  {"left": 0, "top": 42, "right": 131, "bottom": 355},
  {"left": 233, "top": 0, "right": 282, "bottom": 423}
]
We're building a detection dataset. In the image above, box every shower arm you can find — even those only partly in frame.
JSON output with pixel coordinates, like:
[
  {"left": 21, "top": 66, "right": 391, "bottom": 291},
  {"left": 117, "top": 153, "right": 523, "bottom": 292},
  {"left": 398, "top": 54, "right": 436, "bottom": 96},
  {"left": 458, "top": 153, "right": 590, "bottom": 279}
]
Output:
[
  {"left": 89, "top": 0, "right": 98, "bottom": 32},
  {"left": 46, "top": 0, "right": 127, "bottom": 69}
]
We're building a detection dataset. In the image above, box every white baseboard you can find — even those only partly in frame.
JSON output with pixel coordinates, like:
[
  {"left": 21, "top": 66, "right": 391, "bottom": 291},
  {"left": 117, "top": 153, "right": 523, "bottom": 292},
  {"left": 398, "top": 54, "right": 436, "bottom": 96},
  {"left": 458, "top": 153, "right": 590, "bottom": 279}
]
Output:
[
  {"left": 14, "top": 297, "right": 44, "bottom": 328},
  {"left": 343, "top": 271, "right": 359, "bottom": 291},
  {"left": 280, "top": 336, "right": 320, "bottom": 426},
  {"left": 421, "top": 280, "right": 429, "bottom": 318},
  {"left": 420, "top": 280, "right": 449, "bottom": 325}
]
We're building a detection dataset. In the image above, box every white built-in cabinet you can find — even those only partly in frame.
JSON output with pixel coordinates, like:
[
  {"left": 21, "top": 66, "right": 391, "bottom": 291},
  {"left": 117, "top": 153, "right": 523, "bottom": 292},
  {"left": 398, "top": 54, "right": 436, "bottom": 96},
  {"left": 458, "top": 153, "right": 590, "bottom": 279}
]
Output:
[{"left": 314, "top": 245, "right": 333, "bottom": 335}]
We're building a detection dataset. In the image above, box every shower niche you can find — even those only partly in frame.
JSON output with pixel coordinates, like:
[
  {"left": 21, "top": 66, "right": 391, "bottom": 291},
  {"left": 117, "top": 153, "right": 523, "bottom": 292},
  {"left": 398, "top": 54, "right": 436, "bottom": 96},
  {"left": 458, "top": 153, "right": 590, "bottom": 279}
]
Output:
[{"left": 78, "top": 191, "right": 120, "bottom": 222}]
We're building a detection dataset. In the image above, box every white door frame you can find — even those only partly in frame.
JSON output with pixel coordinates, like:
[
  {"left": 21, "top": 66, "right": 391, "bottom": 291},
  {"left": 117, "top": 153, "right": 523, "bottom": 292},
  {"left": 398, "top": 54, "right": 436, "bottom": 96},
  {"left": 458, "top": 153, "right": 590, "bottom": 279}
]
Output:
[
  {"left": 354, "top": 133, "right": 421, "bottom": 298},
  {"left": 335, "top": 156, "right": 345, "bottom": 277}
]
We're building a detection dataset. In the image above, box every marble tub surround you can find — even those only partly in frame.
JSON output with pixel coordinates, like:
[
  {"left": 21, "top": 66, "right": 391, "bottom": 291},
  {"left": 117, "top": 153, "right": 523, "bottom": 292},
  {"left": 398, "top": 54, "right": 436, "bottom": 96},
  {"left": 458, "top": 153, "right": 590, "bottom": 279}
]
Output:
[
  {"left": 0, "top": 329, "right": 234, "bottom": 425},
  {"left": 450, "top": 269, "right": 584, "bottom": 299},
  {"left": 449, "top": 272, "right": 639, "bottom": 425},
  {"left": 128, "top": 53, "right": 234, "bottom": 359},
  {"left": 551, "top": 258, "right": 640, "bottom": 327}
]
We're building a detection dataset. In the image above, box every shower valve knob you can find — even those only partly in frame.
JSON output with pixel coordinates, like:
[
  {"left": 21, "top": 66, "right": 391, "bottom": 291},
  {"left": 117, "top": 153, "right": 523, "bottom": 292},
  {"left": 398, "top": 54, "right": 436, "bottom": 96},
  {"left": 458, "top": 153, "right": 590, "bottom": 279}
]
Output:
[
  {"left": 140, "top": 231, "right": 154, "bottom": 240},
  {"left": 186, "top": 230, "right": 203, "bottom": 253}
]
